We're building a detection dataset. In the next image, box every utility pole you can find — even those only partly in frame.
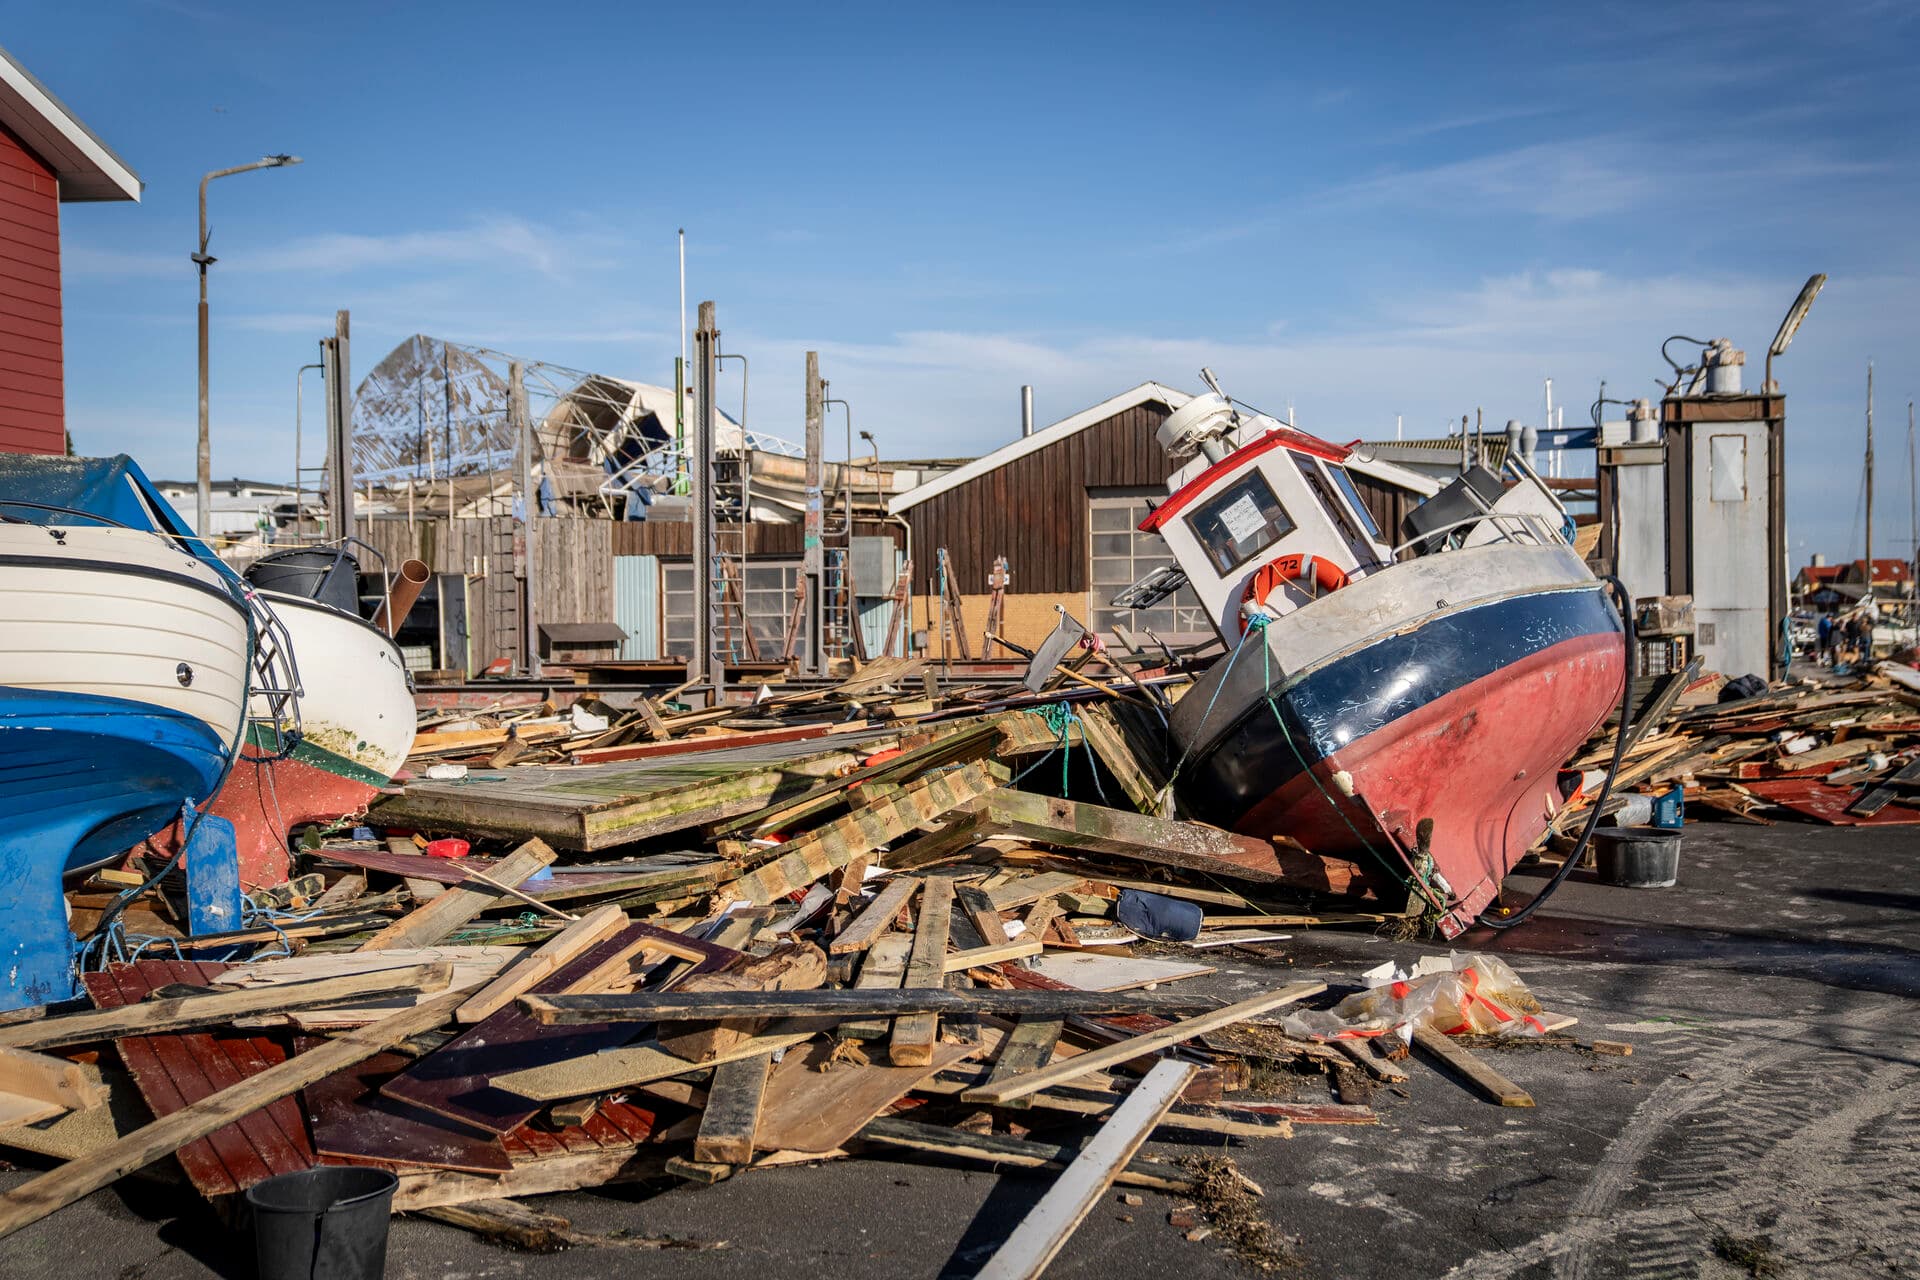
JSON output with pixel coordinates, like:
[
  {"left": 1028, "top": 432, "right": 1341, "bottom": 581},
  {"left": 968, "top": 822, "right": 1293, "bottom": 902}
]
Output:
[
  {"left": 1866, "top": 361, "right": 1875, "bottom": 606},
  {"left": 511, "top": 361, "right": 538, "bottom": 677},
  {"left": 803, "top": 351, "right": 824, "bottom": 675},
  {"left": 691, "top": 301, "right": 724, "bottom": 698},
  {"left": 320, "top": 310, "right": 353, "bottom": 540},
  {"left": 194, "top": 154, "right": 301, "bottom": 542}
]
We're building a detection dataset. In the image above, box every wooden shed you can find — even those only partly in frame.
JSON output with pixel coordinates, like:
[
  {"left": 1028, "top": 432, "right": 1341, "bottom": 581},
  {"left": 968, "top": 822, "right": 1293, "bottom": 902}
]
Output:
[
  {"left": 0, "top": 46, "right": 141, "bottom": 455},
  {"left": 887, "top": 383, "right": 1436, "bottom": 647}
]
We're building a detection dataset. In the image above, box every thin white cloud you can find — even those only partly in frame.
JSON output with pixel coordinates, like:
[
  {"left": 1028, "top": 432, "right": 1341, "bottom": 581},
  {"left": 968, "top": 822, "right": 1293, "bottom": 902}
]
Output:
[{"left": 224, "top": 217, "right": 620, "bottom": 278}]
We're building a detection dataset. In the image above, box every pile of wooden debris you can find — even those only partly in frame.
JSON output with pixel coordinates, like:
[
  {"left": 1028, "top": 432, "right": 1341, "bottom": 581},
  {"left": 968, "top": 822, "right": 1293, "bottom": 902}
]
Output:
[
  {"left": 0, "top": 655, "right": 1594, "bottom": 1270},
  {"left": 1554, "top": 661, "right": 1920, "bottom": 833}
]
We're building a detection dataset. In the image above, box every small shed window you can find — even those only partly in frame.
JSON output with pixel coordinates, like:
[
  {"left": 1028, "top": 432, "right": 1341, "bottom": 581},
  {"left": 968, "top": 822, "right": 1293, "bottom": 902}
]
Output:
[
  {"left": 1709, "top": 435, "right": 1747, "bottom": 502},
  {"left": 1088, "top": 493, "right": 1207, "bottom": 638},
  {"left": 1183, "top": 473, "right": 1295, "bottom": 574},
  {"left": 664, "top": 559, "right": 807, "bottom": 660}
]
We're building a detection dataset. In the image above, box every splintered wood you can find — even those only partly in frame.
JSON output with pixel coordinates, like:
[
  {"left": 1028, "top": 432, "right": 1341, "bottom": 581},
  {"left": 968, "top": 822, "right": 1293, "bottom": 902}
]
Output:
[{"left": 5, "top": 646, "right": 1623, "bottom": 1266}]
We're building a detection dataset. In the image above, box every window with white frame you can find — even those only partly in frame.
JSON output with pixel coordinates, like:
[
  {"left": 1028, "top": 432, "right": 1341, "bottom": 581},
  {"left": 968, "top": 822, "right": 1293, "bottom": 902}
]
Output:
[
  {"left": 1088, "top": 491, "right": 1209, "bottom": 639},
  {"left": 664, "top": 559, "right": 807, "bottom": 661}
]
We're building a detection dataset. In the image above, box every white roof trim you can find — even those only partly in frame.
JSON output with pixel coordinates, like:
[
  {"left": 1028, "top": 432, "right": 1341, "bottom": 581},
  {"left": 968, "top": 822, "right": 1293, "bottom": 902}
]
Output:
[
  {"left": 0, "top": 45, "right": 141, "bottom": 202},
  {"left": 887, "top": 381, "right": 1192, "bottom": 514},
  {"left": 1339, "top": 450, "right": 1440, "bottom": 497}
]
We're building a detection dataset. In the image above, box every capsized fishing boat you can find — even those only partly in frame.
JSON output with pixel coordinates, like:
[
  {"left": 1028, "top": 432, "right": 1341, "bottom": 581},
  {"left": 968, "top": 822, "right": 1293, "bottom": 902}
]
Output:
[
  {"left": 0, "top": 454, "right": 295, "bottom": 1009},
  {"left": 1131, "top": 381, "right": 1627, "bottom": 936},
  {"left": 131, "top": 543, "right": 419, "bottom": 889}
]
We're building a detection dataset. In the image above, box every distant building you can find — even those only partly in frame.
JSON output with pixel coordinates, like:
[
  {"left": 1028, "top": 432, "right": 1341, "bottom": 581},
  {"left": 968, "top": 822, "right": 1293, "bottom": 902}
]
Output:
[{"left": 0, "top": 45, "right": 141, "bottom": 454}]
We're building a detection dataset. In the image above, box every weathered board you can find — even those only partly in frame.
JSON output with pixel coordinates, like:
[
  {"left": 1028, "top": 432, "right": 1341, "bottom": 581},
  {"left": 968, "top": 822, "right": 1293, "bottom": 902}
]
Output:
[{"left": 370, "top": 735, "right": 885, "bottom": 850}]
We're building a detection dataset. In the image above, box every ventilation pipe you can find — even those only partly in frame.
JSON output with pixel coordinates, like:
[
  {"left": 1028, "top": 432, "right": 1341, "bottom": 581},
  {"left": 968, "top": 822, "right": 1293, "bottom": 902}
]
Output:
[
  {"left": 1627, "top": 398, "right": 1658, "bottom": 443},
  {"left": 1704, "top": 339, "right": 1745, "bottom": 394},
  {"left": 1021, "top": 385, "right": 1034, "bottom": 438}
]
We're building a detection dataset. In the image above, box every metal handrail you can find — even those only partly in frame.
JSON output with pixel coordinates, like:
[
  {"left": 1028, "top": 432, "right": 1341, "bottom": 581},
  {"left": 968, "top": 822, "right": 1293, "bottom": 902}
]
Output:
[{"left": 1391, "top": 510, "right": 1562, "bottom": 559}]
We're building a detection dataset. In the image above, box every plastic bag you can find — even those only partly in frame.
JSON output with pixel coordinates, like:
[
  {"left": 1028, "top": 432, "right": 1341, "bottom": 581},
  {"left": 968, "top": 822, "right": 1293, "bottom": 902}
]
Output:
[{"left": 1281, "top": 953, "right": 1548, "bottom": 1047}]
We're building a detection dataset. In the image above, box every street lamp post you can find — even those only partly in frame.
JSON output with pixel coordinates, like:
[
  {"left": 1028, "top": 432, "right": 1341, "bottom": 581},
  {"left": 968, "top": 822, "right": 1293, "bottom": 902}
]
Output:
[{"left": 195, "top": 154, "right": 302, "bottom": 542}]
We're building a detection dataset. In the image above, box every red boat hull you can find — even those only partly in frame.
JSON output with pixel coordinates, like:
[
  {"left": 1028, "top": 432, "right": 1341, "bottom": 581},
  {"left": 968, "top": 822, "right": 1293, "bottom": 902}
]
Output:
[
  {"left": 131, "top": 742, "right": 381, "bottom": 892},
  {"left": 1172, "top": 586, "right": 1625, "bottom": 936}
]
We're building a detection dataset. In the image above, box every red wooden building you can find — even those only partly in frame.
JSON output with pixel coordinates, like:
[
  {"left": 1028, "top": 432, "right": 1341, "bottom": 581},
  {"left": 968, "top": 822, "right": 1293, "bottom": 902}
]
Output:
[{"left": 0, "top": 46, "right": 140, "bottom": 454}]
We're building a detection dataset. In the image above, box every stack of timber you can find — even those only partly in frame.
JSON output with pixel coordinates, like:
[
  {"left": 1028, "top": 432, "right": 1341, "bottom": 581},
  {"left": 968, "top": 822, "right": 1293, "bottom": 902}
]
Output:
[
  {"left": 1551, "top": 662, "right": 1920, "bottom": 832},
  {"left": 3, "top": 656, "right": 1617, "bottom": 1270}
]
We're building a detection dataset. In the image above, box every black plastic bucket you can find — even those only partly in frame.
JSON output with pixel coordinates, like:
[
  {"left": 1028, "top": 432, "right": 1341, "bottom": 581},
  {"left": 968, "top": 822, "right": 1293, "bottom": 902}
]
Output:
[
  {"left": 246, "top": 1166, "right": 398, "bottom": 1280},
  {"left": 245, "top": 547, "right": 361, "bottom": 616},
  {"left": 1593, "top": 827, "right": 1682, "bottom": 889}
]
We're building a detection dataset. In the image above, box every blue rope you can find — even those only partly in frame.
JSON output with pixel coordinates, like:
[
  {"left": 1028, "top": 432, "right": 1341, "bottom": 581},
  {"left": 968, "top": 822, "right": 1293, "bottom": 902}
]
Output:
[{"left": 1011, "top": 701, "right": 1109, "bottom": 803}]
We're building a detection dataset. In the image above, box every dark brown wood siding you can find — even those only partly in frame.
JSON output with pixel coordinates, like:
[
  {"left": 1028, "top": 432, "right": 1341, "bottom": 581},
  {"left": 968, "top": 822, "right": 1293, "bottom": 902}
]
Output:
[{"left": 901, "top": 402, "right": 1173, "bottom": 595}]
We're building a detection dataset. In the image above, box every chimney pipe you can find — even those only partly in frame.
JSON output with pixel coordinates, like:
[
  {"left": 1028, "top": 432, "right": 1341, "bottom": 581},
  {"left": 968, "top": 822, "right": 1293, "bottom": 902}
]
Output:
[{"left": 1021, "top": 385, "right": 1034, "bottom": 438}]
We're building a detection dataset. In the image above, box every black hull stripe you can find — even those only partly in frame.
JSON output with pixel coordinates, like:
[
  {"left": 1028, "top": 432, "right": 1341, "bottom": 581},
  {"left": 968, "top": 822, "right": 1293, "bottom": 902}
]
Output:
[
  {"left": 1175, "top": 587, "right": 1622, "bottom": 825},
  {"left": 0, "top": 553, "right": 246, "bottom": 613}
]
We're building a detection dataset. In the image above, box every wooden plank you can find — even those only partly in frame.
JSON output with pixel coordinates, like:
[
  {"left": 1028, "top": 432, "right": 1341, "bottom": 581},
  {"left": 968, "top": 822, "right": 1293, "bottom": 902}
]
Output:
[
  {"left": 455, "top": 905, "right": 628, "bottom": 1024},
  {"left": 753, "top": 1038, "right": 972, "bottom": 1154},
  {"left": 955, "top": 882, "right": 1010, "bottom": 946},
  {"left": 730, "top": 763, "right": 998, "bottom": 905},
  {"left": 488, "top": 1024, "right": 825, "bottom": 1103},
  {"left": 654, "top": 943, "right": 829, "bottom": 1062},
  {"left": 962, "top": 982, "right": 1326, "bottom": 1105},
  {"left": 0, "top": 985, "right": 471, "bottom": 1240},
  {"left": 985, "top": 872, "right": 1090, "bottom": 912},
  {"left": 942, "top": 939, "right": 1043, "bottom": 972},
  {"left": 828, "top": 876, "right": 920, "bottom": 955},
  {"left": 976, "top": 1059, "right": 1197, "bottom": 1280},
  {"left": 692, "top": 1051, "right": 773, "bottom": 1165},
  {"left": 1333, "top": 1036, "right": 1409, "bottom": 1083},
  {"left": 841, "top": 933, "right": 911, "bottom": 1040},
  {"left": 1075, "top": 703, "right": 1167, "bottom": 815},
  {"left": 1024, "top": 952, "right": 1214, "bottom": 992},
  {"left": 890, "top": 875, "right": 955, "bottom": 1066},
  {"left": 983, "top": 789, "right": 1364, "bottom": 890},
  {"left": 982, "top": 1016, "right": 1064, "bottom": 1111},
  {"left": 0, "top": 964, "right": 454, "bottom": 1050},
  {"left": 855, "top": 1116, "right": 1211, "bottom": 1196},
  {"left": 1412, "top": 1026, "right": 1534, "bottom": 1107},
  {"left": 356, "top": 839, "right": 557, "bottom": 951},
  {"left": 521, "top": 988, "right": 1227, "bottom": 1024},
  {"left": 0, "top": 1048, "right": 110, "bottom": 1127},
  {"left": 382, "top": 923, "right": 726, "bottom": 1136}
]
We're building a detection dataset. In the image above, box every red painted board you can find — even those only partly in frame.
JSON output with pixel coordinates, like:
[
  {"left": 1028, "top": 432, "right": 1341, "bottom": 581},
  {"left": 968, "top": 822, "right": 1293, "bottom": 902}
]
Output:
[
  {"left": 379, "top": 922, "right": 740, "bottom": 1136},
  {"left": 1741, "top": 778, "right": 1920, "bottom": 826},
  {"left": 84, "top": 960, "right": 315, "bottom": 1199},
  {"left": 303, "top": 1048, "right": 512, "bottom": 1174}
]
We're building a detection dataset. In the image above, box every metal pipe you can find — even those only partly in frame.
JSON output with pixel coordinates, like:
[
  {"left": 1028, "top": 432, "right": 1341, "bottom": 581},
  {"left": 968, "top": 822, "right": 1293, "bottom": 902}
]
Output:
[
  {"left": 373, "top": 558, "right": 431, "bottom": 636},
  {"left": 293, "top": 361, "right": 323, "bottom": 541},
  {"left": 1021, "top": 385, "right": 1034, "bottom": 438},
  {"left": 827, "top": 397, "right": 853, "bottom": 606},
  {"left": 195, "top": 154, "right": 301, "bottom": 543}
]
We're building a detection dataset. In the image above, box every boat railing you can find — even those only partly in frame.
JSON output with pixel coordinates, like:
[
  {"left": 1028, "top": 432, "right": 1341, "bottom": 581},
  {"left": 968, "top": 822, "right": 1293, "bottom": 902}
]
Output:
[
  {"left": 1390, "top": 510, "right": 1564, "bottom": 559},
  {"left": 241, "top": 586, "right": 305, "bottom": 761}
]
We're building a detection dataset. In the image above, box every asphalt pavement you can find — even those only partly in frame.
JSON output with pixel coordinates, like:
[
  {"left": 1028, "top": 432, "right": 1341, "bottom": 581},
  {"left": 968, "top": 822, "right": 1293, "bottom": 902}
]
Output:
[{"left": 2, "top": 819, "right": 1916, "bottom": 1279}]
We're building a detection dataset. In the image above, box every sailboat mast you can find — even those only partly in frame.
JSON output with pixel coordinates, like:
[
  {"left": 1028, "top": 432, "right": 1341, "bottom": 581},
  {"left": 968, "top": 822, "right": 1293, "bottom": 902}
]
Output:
[{"left": 1865, "top": 361, "right": 1874, "bottom": 606}]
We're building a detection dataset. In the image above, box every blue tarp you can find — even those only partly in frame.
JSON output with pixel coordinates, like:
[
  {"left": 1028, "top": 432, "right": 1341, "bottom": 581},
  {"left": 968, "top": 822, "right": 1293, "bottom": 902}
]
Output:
[{"left": 0, "top": 453, "right": 234, "bottom": 580}]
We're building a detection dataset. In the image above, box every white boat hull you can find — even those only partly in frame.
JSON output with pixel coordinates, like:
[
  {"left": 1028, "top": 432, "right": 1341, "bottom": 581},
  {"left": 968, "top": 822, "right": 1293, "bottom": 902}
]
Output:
[{"left": 0, "top": 524, "right": 249, "bottom": 750}]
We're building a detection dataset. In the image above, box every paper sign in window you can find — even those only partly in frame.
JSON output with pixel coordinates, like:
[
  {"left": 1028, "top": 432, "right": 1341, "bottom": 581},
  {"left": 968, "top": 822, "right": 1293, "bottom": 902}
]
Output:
[{"left": 1219, "top": 494, "right": 1265, "bottom": 543}]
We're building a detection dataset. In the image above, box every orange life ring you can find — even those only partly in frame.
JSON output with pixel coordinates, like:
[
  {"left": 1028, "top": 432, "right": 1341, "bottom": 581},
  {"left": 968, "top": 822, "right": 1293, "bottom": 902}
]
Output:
[{"left": 1239, "top": 554, "right": 1349, "bottom": 632}]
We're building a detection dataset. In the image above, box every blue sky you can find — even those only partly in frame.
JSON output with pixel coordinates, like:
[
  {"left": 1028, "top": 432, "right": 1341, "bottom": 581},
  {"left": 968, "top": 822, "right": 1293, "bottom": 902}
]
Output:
[{"left": 12, "top": 0, "right": 1920, "bottom": 563}]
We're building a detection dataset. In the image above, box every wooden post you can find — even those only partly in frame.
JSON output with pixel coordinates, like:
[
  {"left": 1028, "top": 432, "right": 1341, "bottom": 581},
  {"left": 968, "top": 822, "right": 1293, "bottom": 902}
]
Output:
[
  {"left": 803, "top": 351, "right": 825, "bottom": 676},
  {"left": 510, "top": 360, "right": 538, "bottom": 677},
  {"left": 692, "top": 303, "right": 725, "bottom": 697}
]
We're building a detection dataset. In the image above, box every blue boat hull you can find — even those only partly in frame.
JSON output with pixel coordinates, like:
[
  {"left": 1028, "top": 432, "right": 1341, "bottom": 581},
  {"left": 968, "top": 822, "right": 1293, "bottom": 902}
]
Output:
[{"left": 0, "top": 687, "right": 229, "bottom": 1011}]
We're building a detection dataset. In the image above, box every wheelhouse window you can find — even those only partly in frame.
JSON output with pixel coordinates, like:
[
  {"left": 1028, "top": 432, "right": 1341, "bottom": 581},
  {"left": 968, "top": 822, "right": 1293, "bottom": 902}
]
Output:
[
  {"left": 1291, "top": 453, "right": 1383, "bottom": 570},
  {"left": 1183, "top": 472, "right": 1294, "bottom": 574}
]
